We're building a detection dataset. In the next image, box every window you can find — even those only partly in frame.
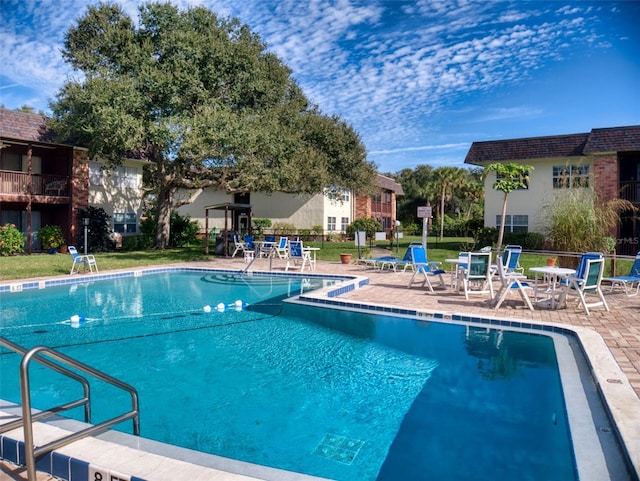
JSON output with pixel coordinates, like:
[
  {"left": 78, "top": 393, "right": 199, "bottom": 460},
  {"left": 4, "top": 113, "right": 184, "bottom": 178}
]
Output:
[
  {"left": 113, "top": 212, "right": 137, "bottom": 234},
  {"left": 553, "top": 165, "right": 590, "bottom": 188},
  {"left": 341, "top": 189, "right": 350, "bottom": 202},
  {"left": 89, "top": 162, "right": 102, "bottom": 186},
  {"left": 327, "top": 216, "right": 336, "bottom": 231},
  {"left": 496, "top": 215, "right": 528, "bottom": 233},
  {"left": 114, "top": 166, "right": 139, "bottom": 188},
  {"left": 341, "top": 217, "right": 350, "bottom": 232},
  {"left": 1, "top": 153, "right": 21, "bottom": 171}
]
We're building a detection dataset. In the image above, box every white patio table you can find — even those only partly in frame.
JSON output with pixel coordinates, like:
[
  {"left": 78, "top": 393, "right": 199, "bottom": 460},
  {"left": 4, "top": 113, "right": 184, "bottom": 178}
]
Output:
[{"left": 529, "top": 266, "right": 576, "bottom": 309}]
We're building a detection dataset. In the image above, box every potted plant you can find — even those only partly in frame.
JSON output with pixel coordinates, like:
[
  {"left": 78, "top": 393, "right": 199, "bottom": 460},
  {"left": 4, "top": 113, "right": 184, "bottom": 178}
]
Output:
[
  {"left": 546, "top": 256, "right": 556, "bottom": 267},
  {"left": 38, "top": 225, "right": 66, "bottom": 253},
  {"left": 340, "top": 253, "right": 352, "bottom": 264}
]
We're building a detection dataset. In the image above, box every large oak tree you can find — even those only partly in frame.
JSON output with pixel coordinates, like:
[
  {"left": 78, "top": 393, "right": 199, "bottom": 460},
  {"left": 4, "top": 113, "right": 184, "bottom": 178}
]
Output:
[{"left": 49, "top": 2, "right": 376, "bottom": 248}]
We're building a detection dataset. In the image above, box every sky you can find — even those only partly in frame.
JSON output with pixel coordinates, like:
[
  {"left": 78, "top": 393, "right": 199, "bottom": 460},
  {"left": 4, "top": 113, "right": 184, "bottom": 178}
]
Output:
[{"left": 1, "top": 0, "right": 639, "bottom": 173}]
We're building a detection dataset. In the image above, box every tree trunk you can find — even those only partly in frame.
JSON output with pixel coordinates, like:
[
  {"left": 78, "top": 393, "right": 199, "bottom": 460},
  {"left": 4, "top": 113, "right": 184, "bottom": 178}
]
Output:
[
  {"left": 496, "top": 192, "right": 508, "bottom": 252},
  {"left": 154, "top": 159, "right": 173, "bottom": 249},
  {"left": 439, "top": 184, "right": 446, "bottom": 241}
]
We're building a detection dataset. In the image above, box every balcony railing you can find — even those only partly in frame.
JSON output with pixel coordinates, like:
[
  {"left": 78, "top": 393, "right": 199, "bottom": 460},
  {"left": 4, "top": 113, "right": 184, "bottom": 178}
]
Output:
[
  {"left": 0, "top": 170, "right": 69, "bottom": 197},
  {"left": 620, "top": 180, "right": 640, "bottom": 203}
]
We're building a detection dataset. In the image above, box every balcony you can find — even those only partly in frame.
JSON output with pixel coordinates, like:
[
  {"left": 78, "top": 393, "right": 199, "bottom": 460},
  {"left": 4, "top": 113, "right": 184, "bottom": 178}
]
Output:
[
  {"left": 620, "top": 180, "right": 640, "bottom": 204},
  {"left": 0, "top": 170, "right": 69, "bottom": 202}
]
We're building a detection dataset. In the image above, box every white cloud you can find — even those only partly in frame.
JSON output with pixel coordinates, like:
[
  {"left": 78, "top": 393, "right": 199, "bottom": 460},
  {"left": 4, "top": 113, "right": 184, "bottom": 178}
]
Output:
[{"left": 1, "top": 0, "right": 627, "bottom": 169}]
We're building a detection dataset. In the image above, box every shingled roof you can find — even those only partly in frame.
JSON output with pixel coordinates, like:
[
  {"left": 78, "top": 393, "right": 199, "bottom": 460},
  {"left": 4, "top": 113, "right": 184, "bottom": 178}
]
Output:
[
  {"left": 0, "top": 108, "right": 58, "bottom": 144},
  {"left": 464, "top": 125, "right": 640, "bottom": 165},
  {"left": 584, "top": 126, "right": 640, "bottom": 153},
  {"left": 376, "top": 173, "right": 404, "bottom": 195}
]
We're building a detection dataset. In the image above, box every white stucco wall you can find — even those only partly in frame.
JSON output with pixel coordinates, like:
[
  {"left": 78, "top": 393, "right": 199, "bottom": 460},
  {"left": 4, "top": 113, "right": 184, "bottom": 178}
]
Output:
[
  {"left": 176, "top": 188, "right": 353, "bottom": 232},
  {"left": 89, "top": 159, "right": 146, "bottom": 234},
  {"left": 483, "top": 157, "right": 594, "bottom": 233}
]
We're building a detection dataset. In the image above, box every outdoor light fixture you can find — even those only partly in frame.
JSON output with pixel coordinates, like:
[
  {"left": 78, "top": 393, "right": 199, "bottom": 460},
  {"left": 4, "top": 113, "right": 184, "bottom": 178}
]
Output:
[{"left": 82, "top": 217, "right": 90, "bottom": 255}]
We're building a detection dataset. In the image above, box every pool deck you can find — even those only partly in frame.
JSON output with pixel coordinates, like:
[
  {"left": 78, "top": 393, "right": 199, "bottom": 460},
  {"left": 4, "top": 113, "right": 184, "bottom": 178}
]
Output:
[{"left": 1, "top": 255, "right": 639, "bottom": 481}]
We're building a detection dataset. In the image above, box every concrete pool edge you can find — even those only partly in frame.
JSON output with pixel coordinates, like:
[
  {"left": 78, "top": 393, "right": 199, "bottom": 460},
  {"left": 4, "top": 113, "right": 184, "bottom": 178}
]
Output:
[{"left": 1, "top": 267, "right": 639, "bottom": 480}]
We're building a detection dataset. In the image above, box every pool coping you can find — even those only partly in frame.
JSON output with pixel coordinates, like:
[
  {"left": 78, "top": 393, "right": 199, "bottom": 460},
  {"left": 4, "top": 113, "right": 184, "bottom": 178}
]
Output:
[{"left": 1, "top": 266, "right": 639, "bottom": 480}]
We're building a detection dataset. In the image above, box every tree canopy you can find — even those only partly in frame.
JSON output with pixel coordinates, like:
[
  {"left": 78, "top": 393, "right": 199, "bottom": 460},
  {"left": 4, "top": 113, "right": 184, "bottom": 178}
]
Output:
[{"left": 49, "top": 1, "right": 376, "bottom": 248}]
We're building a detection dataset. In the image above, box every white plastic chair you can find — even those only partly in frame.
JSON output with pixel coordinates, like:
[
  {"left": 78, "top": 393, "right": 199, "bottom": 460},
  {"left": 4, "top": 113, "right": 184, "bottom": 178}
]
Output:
[
  {"left": 69, "top": 246, "right": 98, "bottom": 274},
  {"left": 459, "top": 251, "right": 494, "bottom": 300},
  {"left": 492, "top": 256, "right": 534, "bottom": 310},
  {"left": 407, "top": 246, "right": 446, "bottom": 291},
  {"left": 231, "top": 234, "right": 255, "bottom": 262},
  {"left": 558, "top": 255, "right": 609, "bottom": 315}
]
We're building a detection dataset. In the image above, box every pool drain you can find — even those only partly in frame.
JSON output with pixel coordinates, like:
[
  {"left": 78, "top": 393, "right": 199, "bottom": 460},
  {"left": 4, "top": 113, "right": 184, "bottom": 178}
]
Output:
[{"left": 313, "top": 433, "right": 364, "bottom": 465}]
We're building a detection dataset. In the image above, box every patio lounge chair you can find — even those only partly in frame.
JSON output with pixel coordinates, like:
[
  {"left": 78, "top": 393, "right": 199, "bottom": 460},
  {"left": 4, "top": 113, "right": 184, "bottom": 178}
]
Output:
[
  {"left": 69, "top": 246, "right": 98, "bottom": 274},
  {"left": 492, "top": 255, "right": 534, "bottom": 310},
  {"left": 558, "top": 254, "right": 609, "bottom": 315},
  {"left": 379, "top": 242, "right": 423, "bottom": 272},
  {"left": 358, "top": 254, "right": 397, "bottom": 269},
  {"left": 458, "top": 251, "right": 494, "bottom": 300},
  {"left": 501, "top": 245, "right": 525, "bottom": 274},
  {"left": 275, "top": 237, "right": 289, "bottom": 258},
  {"left": 602, "top": 251, "right": 640, "bottom": 297},
  {"left": 407, "top": 246, "right": 446, "bottom": 291},
  {"left": 231, "top": 235, "right": 255, "bottom": 261},
  {"left": 285, "top": 240, "right": 312, "bottom": 272}
]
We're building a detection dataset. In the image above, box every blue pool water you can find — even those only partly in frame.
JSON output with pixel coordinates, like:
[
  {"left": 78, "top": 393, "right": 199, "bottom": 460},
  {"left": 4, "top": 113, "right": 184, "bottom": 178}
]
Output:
[{"left": 0, "top": 271, "right": 577, "bottom": 481}]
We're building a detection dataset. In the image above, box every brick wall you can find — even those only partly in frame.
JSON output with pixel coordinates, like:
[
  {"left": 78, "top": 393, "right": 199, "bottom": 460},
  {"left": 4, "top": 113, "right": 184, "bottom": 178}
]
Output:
[
  {"left": 593, "top": 154, "right": 618, "bottom": 203},
  {"left": 70, "top": 148, "right": 89, "bottom": 243}
]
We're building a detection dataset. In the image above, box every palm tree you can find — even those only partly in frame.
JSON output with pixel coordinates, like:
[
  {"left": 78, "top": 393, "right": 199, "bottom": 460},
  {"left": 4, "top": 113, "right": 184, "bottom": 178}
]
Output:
[{"left": 433, "top": 166, "right": 467, "bottom": 240}]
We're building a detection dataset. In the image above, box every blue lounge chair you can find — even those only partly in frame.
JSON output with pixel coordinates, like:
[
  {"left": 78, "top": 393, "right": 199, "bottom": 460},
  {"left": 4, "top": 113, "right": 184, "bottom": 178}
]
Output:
[
  {"left": 603, "top": 251, "right": 640, "bottom": 297},
  {"left": 407, "top": 245, "right": 446, "bottom": 291},
  {"left": 275, "top": 236, "right": 289, "bottom": 258},
  {"left": 558, "top": 254, "right": 609, "bottom": 315},
  {"left": 285, "top": 240, "right": 311, "bottom": 272},
  {"left": 380, "top": 242, "right": 423, "bottom": 272},
  {"left": 501, "top": 245, "right": 524, "bottom": 274},
  {"left": 358, "top": 254, "right": 397, "bottom": 269}
]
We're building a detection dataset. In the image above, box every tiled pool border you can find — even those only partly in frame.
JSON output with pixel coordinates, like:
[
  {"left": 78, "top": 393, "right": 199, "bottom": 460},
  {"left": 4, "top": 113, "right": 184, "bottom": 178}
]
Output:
[{"left": 1, "top": 267, "right": 639, "bottom": 481}]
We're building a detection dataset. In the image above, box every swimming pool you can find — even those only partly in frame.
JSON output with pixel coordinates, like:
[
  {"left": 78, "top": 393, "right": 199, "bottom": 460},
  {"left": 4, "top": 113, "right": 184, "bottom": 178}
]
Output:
[{"left": 0, "top": 269, "right": 632, "bottom": 481}]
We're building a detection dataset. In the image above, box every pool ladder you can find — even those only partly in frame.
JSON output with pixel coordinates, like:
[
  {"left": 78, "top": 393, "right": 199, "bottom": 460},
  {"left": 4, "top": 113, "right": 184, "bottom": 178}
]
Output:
[{"left": 0, "top": 337, "right": 140, "bottom": 481}]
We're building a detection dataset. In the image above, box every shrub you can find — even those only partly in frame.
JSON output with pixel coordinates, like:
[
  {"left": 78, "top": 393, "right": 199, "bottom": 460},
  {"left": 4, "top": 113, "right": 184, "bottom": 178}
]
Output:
[
  {"left": 78, "top": 206, "right": 112, "bottom": 251},
  {"left": 37, "top": 225, "right": 65, "bottom": 250},
  {"left": 401, "top": 222, "right": 420, "bottom": 236},
  {"left": 346, "top": 218, "right": 382, "bottom": 239},
  {"left": 543, "top": 189, "right": 633, "bottom": 255},
  {"left": 139, "top": 211, "right": 199, "bottom": 248},
  {"left": 476, "top": 227, "right": 498, "bottom": 248},
  {"left": 272, "top": 222, "right": 296, "bottom": 236},
  {"left": 252, "top": 218, "right": 272, "bottom": 237},
  {"left": 0, "top": 223, "right": 25, "bottom": 256},
  {"left": 503, "top": 232, "right": 545, "bottom": 250},
  {"left": 169, "top": 211, "right": 199, "bottom": 247}
]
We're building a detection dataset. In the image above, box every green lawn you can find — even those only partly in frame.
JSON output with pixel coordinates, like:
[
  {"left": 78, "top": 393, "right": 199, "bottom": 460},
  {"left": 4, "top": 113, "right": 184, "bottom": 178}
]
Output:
[{"left": 0, "top": 237, "right": 629, "bottom": 281}]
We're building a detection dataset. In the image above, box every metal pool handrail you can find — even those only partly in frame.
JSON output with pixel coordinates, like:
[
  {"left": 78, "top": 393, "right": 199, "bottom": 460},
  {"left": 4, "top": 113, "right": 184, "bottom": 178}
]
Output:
[{"left": 0, "top": 337, "right": 140, "bottom": 481}]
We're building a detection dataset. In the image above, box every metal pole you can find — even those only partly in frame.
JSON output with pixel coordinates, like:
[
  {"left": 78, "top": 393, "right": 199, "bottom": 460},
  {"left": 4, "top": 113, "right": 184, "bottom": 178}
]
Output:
[{"left": 84, "top": 224, "right": 88, "bottom": 255}]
